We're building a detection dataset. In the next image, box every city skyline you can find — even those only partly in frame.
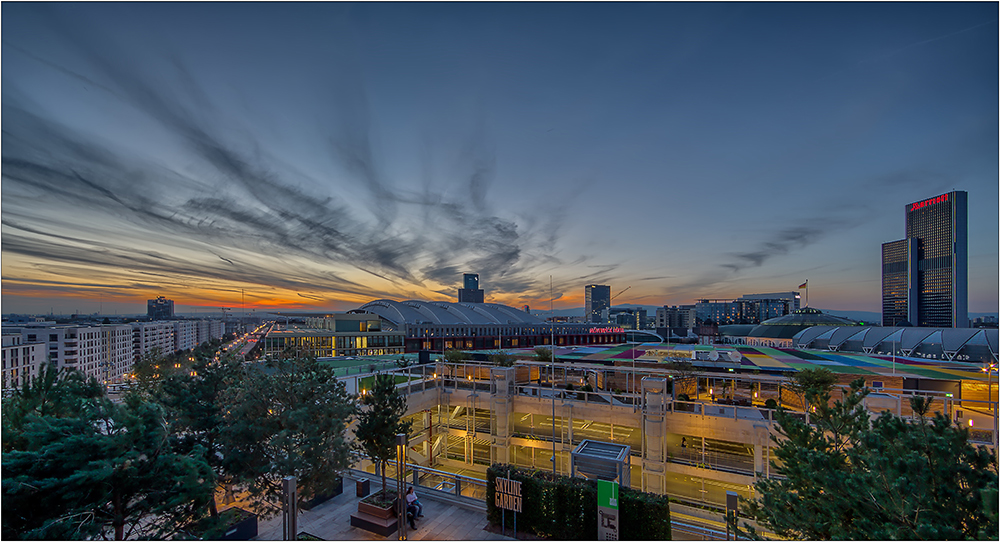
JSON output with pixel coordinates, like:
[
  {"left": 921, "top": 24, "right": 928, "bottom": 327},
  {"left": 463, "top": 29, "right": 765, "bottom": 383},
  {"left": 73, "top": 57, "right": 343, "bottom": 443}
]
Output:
[{"left": 2, "top": 3, "right": 998, "bottom": 315}]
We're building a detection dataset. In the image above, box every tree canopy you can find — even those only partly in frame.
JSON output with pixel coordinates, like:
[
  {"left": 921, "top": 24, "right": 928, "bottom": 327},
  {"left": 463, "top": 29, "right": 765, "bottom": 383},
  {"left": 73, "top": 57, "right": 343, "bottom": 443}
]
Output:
[
  {"left": 354, "top": 372, "right": 413, "bottom": 494},
  {"left": 734, "top": 378, "right": 999, "bottom": 540},
  {"left": 218, "top": 357, "right": 356, "bottom": 517},
  {"left": 2, "top": 366, "right": 214, "bottom": 540}
]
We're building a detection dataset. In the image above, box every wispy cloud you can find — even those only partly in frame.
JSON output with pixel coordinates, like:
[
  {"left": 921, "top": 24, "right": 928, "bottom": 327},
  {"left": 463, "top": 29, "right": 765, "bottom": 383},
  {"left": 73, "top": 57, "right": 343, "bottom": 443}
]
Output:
[{"left": 1, "top": 26, "right": 582, "bottom": 307}]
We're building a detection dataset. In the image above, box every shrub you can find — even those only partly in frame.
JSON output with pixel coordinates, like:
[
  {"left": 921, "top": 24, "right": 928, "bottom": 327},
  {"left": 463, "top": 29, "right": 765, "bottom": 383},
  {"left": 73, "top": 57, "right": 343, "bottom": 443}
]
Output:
[
  {"left": 765, "top": 398, "right": 778, "bottom": 409},
  {"left": 486, "top": 465, "right": 670, "bottom": 540}
]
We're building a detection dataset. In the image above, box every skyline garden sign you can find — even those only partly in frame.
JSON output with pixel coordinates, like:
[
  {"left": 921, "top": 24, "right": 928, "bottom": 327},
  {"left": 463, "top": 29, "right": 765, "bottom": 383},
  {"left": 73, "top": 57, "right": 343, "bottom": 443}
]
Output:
[
  {"left": 494, "top": 476, "right": 523, "bottom": 512},
  {"left": 495, "top": 475, "right": 522, "bottom": 537}
]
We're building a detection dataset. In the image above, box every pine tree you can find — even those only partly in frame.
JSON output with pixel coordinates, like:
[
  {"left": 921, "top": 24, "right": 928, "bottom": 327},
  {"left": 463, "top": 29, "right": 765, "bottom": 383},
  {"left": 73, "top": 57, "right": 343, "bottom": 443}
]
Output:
[
  {"left": 217, "top": 357, "right": 356, "bottom": 517},
  {"left": 158, "top": 356, "right": 242, "bottom": 518},
  {"left": 2, "top": 368, "right": 214, "bottom": 540},
  {"left": 734, "top": 378, "right": 999, "bottom": 540},
  {"left": 354, "top": 372, "right": 413, "bottom": 496}
]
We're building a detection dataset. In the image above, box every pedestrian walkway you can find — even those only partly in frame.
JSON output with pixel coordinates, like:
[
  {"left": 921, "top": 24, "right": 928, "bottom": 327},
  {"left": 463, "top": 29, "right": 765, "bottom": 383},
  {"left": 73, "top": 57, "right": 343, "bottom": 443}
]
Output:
[{"left": 252, "top": 475, "right": 509, "bottom": 541}]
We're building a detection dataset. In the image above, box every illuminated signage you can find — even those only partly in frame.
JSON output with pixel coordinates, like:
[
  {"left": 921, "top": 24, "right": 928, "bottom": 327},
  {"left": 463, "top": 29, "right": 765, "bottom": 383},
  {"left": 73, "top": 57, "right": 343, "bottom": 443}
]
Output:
[
  {"left": 588, "top": 327, "right": 624, "bottom": 334},
  {"left": 494, "top": 477, "right": 522, "bottom": 512},
  {"left": 909, "top": 193, "right": 948, "bottom": 212}
]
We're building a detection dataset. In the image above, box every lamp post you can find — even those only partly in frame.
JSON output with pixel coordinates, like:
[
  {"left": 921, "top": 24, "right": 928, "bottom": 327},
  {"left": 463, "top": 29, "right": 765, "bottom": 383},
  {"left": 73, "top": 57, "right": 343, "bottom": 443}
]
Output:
[
  {"left": 550, "top": 276, "right": 557, "bottom": 474},
  {"left": 396, "top": 433, "right": 408, "bottom": 541},
  {"left": 983, "top": 362, "right": 998, "bottom": 448}
]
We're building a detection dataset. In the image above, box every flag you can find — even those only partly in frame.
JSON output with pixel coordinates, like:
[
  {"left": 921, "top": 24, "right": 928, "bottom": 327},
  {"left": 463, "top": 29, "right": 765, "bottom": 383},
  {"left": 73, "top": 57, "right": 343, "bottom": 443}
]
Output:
[{"left": 798, "top": 281, "right": 808, "bottom": 289}]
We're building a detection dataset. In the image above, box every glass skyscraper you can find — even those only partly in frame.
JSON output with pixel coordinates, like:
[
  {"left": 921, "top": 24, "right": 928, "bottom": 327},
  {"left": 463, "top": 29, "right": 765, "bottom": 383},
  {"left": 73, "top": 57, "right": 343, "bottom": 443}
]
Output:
[
  {"left": 585, "top": 284, "right": 611, "bottom": 324},
  {"left": 881, "top": 191, "right": 968, "bottom": 327}
]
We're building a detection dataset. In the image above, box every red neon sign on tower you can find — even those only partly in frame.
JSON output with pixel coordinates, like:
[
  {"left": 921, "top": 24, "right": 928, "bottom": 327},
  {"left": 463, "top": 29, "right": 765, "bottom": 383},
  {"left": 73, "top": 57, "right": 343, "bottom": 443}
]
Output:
[{"left": 909, "top": 193, "right": 948, "bottom": 212}]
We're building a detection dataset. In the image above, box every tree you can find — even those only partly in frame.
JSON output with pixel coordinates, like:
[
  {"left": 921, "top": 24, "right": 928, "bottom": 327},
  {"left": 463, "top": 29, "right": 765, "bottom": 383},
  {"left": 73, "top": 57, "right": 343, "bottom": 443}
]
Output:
[
  {"left": 785, "top": 366, "right": 837, "bottom": 412},
  {"left": 2, "top": 368, "right": 214, "bottom": 540},
  {"left": 158, "top": 356, "right": 243, "bottom": 518},
  {"left": 733, "top": 380, "right": 999, "bottom": 540},
  {"left": 665, "top": 359, "right": 698, "bottom": 397},
  {"left": 490, "top": 351, "right": 515, "bottom": 367},
  {"left": 354, "top": 372, "right": 413, "bottom": 496},
  {"left": 443, "top": 349, "right": 469, "bottom": 364},
  {"left": 534, "top": 346, "right": 552, "bottom": 363},
  {"left": 218, "top": 357, "right": 356, "bottom": 517}
]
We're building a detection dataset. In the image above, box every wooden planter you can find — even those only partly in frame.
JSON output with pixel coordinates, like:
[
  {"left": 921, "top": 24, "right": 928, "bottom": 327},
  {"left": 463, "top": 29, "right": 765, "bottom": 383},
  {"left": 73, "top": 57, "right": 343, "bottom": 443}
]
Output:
[{"left": 358, "top": 500, "right": 396, "bottom": 519}]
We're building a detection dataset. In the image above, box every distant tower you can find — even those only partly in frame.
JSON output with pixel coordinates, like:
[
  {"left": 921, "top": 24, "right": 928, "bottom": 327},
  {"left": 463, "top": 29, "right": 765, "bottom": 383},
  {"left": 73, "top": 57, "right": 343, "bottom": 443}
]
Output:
[
  {"left": 881, "top": 191, "right": 967, "bottom": 327},
  {"left": 458, "top": 273, "right": 485, "bottom": 303},
  {"left": 147, "top": 296, "right": 175, "bottom": 320},
  {"left": 585, "top": 285, "right": 611, "bottom": 324}
]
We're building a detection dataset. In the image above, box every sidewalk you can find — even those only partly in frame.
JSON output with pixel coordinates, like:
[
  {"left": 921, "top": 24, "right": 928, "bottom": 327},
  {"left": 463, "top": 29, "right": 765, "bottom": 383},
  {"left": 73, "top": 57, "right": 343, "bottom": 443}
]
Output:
[{"left": 252, "top": 475, "right": 509, "bottom": 541}]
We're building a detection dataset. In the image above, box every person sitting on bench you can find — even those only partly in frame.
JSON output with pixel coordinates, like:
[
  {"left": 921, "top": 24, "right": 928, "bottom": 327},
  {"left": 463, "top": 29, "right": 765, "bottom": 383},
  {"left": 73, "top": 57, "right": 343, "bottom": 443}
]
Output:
[
  {"left": 406, "top": 502, "right": 419, "bottom": 530},
  {"left": 405, "top": 487, "right": 424, "bottom": 518}
]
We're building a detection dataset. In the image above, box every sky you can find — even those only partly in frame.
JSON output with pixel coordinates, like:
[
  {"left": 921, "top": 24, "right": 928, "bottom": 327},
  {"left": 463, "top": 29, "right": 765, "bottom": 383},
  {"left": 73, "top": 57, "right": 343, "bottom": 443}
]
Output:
[{"left": 2, "top": 3, "right": 998, "bottom": 316}]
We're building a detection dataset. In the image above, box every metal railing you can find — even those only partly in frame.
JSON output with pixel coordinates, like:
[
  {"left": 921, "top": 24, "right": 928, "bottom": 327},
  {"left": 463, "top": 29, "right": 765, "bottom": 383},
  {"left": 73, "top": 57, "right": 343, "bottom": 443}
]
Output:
[
  {"left": 350, "top": 455, "right": 489, "bottom": 505},
  {"left": 669, "top": 447, "right": 756, "bottom": 475}
]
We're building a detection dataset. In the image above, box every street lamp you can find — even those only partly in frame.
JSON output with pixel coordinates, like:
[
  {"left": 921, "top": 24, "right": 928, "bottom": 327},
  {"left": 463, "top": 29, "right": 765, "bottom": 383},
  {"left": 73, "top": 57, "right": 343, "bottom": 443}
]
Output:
[
  {"left": 982, "top": 362, "right": 998, "bottom": 448},
  {"left": 396, "top": 433, "right": 408, "bottom": 541}
]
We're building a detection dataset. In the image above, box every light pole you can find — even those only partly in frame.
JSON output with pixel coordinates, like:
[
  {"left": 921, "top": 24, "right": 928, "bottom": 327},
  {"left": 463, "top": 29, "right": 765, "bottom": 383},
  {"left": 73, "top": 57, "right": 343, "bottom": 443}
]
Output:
[
  {"left": 983, "top": 362, "right": 998, "bottom": 448},
  {"left": 550, "top": 275, "right": 557, "bottom": 474},
  {"left": 396, "top": 433, "right": 408, "bottom": 541}
]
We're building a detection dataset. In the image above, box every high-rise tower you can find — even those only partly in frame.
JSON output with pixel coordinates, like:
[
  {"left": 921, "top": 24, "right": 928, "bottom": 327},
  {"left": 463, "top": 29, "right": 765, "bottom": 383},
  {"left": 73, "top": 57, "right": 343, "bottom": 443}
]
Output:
[
  {"left": 458, "top": 273, "right": 485, "bottom": 303},
  {"left": 147, "top": 296, "right": 175, "bottom": 320},
  {"left": 881, "top": 191, "right": 967, "bottom": 327},
  {"left": 585, "top": 284, "right": 611, "bottom": 324}
]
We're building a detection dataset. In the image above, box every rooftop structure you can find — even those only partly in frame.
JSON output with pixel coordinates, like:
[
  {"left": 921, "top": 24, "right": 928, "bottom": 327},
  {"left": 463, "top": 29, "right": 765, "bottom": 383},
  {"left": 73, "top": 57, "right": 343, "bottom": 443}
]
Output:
[
  {"left": 458, "top": 273, "right": 485, "bottom": 303},
  {"left": 147, "top": 296, "right": 174, "bottom": 320}
]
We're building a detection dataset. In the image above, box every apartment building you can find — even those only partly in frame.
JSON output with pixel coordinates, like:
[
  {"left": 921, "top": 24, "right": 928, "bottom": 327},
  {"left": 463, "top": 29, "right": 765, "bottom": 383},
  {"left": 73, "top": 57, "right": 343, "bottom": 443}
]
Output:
[
  {"left": 132, "top": 321, "right": 176, "bottom": 360},
  {"left": 2, "top": 334, "right": 46, "bottom": 390}
]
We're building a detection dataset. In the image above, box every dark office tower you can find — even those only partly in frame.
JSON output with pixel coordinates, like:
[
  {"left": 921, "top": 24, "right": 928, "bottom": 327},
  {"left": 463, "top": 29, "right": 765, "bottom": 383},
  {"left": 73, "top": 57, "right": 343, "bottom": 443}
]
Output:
[
  {"left": 147, "top": 296, "right": 174, "bottom": 320},
  {"left": 458, "top": 273, "right": 485, "bottom": 303},
  {"left": 881, "top": 191, "right": 968, "bottom": 327},
  {"left": 585, "top": 284, "right": 611, "bottom": 324}
]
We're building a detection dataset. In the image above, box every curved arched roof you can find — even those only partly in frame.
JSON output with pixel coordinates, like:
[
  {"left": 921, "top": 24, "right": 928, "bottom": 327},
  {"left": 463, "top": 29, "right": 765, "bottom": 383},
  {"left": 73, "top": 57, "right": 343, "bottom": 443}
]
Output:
[
  {"left": 718, "top": 308, "right": 864, "bottom": 341},
  {"left": 356, "top": 299, "right": 544, "bottom": 327},
  {"left": 793, "top": 326, "right": 998, "bottom": 360},
  {"left": 757, "top": 307, "right": 860, "bottom": 328}
]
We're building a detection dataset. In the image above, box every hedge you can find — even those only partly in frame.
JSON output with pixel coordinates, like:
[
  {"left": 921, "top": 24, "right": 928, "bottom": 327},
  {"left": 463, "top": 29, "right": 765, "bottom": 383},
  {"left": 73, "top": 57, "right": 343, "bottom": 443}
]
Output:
[{"left": 486, "top": 464, "right": 671, "bottom": 540}]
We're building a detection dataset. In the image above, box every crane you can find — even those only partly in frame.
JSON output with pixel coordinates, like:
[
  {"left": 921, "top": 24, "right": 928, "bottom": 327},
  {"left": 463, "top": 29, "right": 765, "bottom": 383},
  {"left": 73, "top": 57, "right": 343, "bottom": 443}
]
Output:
[{"left": 611, "top": 285, "right": 631, "bottom": 302}]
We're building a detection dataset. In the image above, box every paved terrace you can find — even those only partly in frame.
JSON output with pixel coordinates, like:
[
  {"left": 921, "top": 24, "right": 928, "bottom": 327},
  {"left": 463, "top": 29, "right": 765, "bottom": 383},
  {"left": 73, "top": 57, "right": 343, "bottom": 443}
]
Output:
[{"left": 252, "top": 473, "right": 509, "bottom": 541}]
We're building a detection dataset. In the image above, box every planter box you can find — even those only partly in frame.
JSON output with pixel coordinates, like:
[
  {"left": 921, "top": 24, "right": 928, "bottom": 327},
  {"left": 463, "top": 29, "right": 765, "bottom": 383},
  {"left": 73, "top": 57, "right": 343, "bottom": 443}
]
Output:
[
  {"left": 186, "top": 507, "right": 257, "bottom": 541},
  {"left": 358, "top": 500, "right": 396, "bottom": 520},
  {"left": 301, "top": 477, "right": 344, "bottom": 510},
  {"left": 218, "top": 508, "right": 258, "bottom": 541},
  {"left": 350, "top": 512, "right": 398, "bottom": 537}
]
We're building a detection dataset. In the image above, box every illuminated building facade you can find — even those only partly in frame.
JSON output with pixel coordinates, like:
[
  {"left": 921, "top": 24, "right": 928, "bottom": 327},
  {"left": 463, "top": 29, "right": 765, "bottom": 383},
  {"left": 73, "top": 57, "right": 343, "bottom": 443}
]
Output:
[
  {"left": 355, "top": 300, "right": 626, "bottom": 352},
  {"left": 2, "top": 334, "right": 46, "bottom": 390},
  {"left": 882, "top": 191, "right": 968, "bottom": 327},
  {"left": 262, "top": 313, "right": 405, "bottom": 358}
]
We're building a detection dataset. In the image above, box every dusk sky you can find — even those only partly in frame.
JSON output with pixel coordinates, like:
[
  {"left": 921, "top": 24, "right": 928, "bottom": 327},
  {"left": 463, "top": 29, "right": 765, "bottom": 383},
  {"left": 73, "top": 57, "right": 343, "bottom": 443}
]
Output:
[{"left": 2, "top": 3, "right": 997, "bottom": 316}]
